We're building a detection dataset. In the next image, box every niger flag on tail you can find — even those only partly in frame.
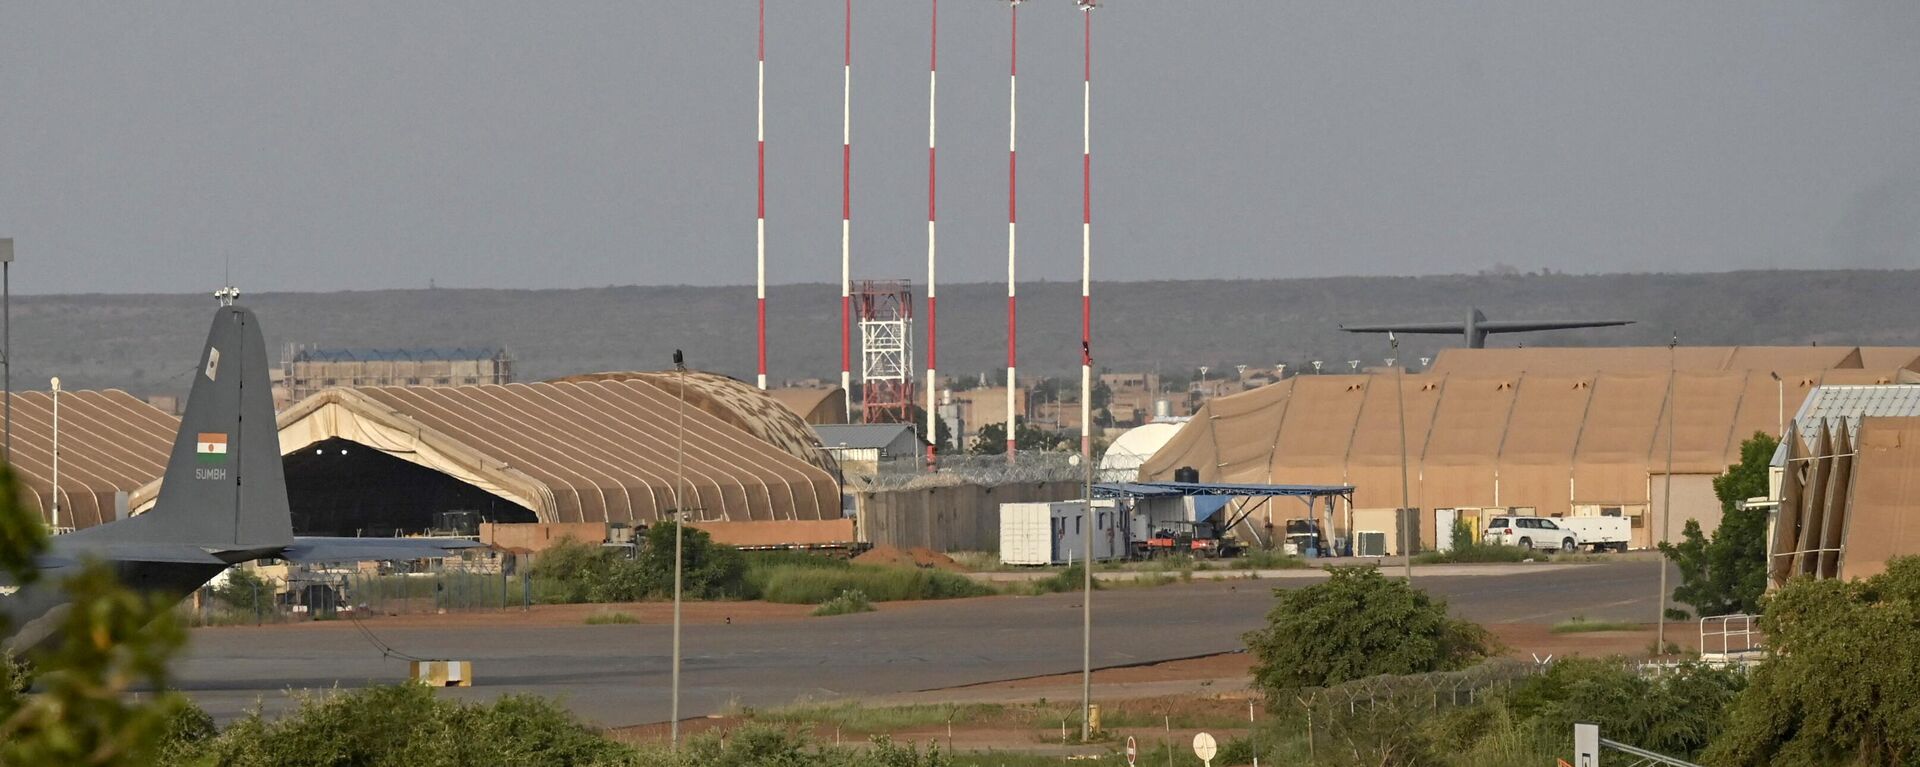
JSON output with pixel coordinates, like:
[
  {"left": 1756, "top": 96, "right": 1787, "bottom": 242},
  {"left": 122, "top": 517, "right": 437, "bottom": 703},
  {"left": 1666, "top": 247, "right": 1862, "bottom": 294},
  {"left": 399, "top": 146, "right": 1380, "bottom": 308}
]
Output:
[{"left": 196, "top": 433, "right": 228, "bottom": 461}]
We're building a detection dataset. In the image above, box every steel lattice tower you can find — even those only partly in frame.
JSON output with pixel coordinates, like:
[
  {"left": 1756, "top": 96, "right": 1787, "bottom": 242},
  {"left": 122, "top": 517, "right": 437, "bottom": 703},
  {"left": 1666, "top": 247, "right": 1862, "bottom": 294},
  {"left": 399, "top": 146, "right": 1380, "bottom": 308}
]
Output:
[{"left": 857, "top": 280, "right": 916, "bottom": 425}]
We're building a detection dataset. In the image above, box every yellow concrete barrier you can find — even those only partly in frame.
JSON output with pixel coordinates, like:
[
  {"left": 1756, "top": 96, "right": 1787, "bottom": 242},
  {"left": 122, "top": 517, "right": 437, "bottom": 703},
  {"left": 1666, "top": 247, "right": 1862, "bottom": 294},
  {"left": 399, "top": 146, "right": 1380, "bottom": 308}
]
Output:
[{"left": 409, "top": 660, "right": 472, "bottom": 687}]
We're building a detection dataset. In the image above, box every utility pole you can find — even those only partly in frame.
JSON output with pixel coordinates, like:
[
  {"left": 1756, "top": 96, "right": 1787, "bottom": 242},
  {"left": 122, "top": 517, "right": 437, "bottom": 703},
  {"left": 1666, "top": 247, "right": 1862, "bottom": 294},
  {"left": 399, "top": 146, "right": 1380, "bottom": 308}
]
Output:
[
  {"left": 1392, "top": 333, "right": 1411, "bottom": 580},
  {"left": 1657, "top": 334, "right": 1676, "bottom": 652}
]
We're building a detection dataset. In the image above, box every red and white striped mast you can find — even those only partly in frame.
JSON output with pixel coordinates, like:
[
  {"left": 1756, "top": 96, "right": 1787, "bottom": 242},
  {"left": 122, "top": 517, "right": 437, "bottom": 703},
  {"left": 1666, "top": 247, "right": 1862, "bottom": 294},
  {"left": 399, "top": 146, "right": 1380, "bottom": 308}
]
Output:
[
  {"left": 839, "top": 0, "right": 854, "bottom": 420},
  {"left": 924, "top": 0, "right": 939, "bottom": 460},
  {"left": 754, "top": 0, "right": 768, "bottom": 390},
  {"left": 1004, "top": 0, "right": 1021, "bottom": 458},
  {"left": 1078, "top": 0, "right": 1095, "bottom": 459}
]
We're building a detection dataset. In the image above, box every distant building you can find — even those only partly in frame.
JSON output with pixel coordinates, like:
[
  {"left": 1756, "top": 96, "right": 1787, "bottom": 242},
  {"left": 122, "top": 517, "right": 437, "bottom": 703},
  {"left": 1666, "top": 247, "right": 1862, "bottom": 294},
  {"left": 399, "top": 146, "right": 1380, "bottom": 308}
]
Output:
[
  {"left": 281, "top": 346, "right": 513, "bottom": 402},
  {"left": 813, "top": 423, "right": 923, "bottom": 475}
]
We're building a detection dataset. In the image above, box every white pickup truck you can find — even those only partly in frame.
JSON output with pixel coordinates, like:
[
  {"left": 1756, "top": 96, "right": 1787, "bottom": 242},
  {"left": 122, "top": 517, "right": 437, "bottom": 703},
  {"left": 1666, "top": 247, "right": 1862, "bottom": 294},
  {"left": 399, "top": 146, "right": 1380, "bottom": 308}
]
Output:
[
  {"left": 1483, "top": 515, "right": 1630, "bottom": 553},
  {"left": 1482, "top": 515, "right": 1581, "bottom": 553}
]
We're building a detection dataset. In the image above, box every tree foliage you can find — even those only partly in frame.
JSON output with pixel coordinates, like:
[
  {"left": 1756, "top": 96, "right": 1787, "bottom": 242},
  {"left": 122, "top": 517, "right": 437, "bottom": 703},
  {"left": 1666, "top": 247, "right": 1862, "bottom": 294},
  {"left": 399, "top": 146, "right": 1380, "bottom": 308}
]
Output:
[
  {"left": 966, "top": 417, "right": 1062, "bottom": 455},
  {"left": 185, "top": 683, "right": 642, "bottom": 766},
  {"left": 1705, "top": 556, "right": 1920, "bottom": 766},
  {"left": 530, "top": 524, "right": 750, "bottom": 603},
  {"left": 1660, "top": 431, "right": 1776, "bottom": 619},
  {"left": 0, "top": 466, "right": 209, "bottom": 766},
  {"left": 1244, "top": 566, "right": 1491, "bottom": 692}
]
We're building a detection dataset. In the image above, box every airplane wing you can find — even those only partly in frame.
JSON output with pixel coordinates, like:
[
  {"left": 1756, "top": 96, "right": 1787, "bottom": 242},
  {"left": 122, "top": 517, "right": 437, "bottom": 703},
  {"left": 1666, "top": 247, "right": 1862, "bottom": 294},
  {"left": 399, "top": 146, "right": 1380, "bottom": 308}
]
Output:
[
  {"left": 1338, "top": 323, "right": 1467, "bottom": 334},
  {"left": 281, "top": 537, "right": 484, "bottom": 564},
  {"left": 1475, "top": 320, "right": 1634, "bottom": 332}
]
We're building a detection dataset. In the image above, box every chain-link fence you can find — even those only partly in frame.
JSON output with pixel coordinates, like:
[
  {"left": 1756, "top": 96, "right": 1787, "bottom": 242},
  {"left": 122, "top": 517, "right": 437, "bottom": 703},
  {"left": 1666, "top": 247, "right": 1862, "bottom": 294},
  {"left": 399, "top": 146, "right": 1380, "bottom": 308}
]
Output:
[{"left": 178, "top": 565, "right": 535, "bottom": 627}]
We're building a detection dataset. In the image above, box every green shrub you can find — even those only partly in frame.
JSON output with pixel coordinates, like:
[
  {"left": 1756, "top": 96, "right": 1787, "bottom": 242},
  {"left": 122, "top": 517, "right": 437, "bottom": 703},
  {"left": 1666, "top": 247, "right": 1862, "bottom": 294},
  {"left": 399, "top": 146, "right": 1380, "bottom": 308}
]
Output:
[
  {"left": 1244, "top": 566, "right": 1491, "bottom": 692},
  {"left": 584, "top": 611, "right": 638, "bottom": 625},
  {"left": 1025, "top": 563, "right": 1098, "bottom": 595},
  {"left": 1706, "top": 557, "right": 1920, "bottom": 766},
  {"left": 812, "top": 589, "right": 876, "bottom": 616},
  {"left": 1511, "top": 657, "right": 1744, "bottom": 760},
  {"left": 530, "top": 523, "right": 751, "bottom": 604},
  {"left": 182, "top": 684, "right": 640, "bottom": 766}
]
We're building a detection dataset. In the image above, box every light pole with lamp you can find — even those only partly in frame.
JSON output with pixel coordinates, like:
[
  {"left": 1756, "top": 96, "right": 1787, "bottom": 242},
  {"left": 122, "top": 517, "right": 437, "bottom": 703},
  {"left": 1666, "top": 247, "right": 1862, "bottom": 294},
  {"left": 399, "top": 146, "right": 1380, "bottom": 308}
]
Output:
[
  {"left": 50, "top": 376, "right": 60, "bottom": 532},
  {"left": 1390, "top": 333, "right": 1411, "bottom": 580},
  {"left": 1, "top": 237, "right": 12, "bottom": 466},
  {"left": 1769, "top": 371, "right": 1783, "bottom": 437},
  {"left": 669, "top": 349, "right": 687, "bottom": 748}
]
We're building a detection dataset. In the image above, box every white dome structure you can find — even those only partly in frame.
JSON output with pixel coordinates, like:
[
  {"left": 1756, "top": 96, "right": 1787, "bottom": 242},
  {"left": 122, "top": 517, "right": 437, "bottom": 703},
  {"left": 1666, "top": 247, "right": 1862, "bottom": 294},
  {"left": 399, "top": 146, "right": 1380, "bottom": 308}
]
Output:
[{"left": 1099, "top": 422, "right": 1184, "bottom": 482}]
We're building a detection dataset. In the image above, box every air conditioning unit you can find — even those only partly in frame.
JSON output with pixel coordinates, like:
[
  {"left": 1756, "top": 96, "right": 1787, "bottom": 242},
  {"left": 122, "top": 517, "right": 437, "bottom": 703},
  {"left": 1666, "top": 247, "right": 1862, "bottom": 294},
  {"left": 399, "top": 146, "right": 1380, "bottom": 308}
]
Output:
[{"left": 1356, "top": 531, "right": 1388, "bottom": 557}]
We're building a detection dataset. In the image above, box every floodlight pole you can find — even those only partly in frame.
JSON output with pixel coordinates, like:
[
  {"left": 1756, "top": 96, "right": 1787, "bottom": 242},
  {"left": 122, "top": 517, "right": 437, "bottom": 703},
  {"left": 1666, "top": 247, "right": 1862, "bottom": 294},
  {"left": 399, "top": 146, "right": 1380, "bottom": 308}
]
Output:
[
  {"left": 1392, "top": 334, "right": 1411, "bottom": 581},
  {"left": 670, "top": 350, "right": 687, "bottom": 748},
  {"left": 50, "top": 376, "right": 60, "bottom": 531},
  {"left": 1657, "top": 334, "right": 1676, "bottom": 653}
]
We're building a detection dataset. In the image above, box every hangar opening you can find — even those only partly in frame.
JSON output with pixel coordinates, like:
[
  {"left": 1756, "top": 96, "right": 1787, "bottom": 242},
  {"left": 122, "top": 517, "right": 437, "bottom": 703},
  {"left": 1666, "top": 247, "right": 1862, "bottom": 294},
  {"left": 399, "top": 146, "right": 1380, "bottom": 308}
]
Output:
[{"left": 282, "top": 437, "right": 536, "bottom": 536}]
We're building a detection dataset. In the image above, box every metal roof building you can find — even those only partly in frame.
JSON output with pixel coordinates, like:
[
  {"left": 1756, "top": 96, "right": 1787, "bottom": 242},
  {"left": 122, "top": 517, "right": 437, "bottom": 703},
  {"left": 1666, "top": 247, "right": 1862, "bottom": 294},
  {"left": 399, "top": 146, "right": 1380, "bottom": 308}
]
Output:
[
  {"left": 2, "top": 390, "right": 178, "bottom": 529},
  {"left": 1143, "top": 365, "right": 1912, "bottom": 550},
  {"left": 133, "top": 373, "right": 841, "bottom": 535}
]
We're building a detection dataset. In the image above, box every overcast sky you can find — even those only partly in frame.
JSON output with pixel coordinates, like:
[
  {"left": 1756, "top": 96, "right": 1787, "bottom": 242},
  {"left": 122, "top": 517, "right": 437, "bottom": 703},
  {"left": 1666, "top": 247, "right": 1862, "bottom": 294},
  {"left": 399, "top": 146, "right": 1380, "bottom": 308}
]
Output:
[{"left": 2, "top": 2, "right": 1917, "bottom": 295}]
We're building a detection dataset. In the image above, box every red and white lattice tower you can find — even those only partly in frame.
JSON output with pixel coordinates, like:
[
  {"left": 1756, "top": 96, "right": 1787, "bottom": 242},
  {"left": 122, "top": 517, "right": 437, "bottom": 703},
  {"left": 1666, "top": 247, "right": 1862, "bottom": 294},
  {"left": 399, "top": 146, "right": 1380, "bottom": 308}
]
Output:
[
  {"left": 858, "top": 280, "right": 916, "bottom": 426},
  {"left": 1005, "top": 0, "right": 1021, "bottom": 458},
  {"left": 754, "top": 0, "right": 769, "bottom": 389},
  {"left": 1079, "top": 0, "right": 1095, "bottom": 458},
  {"left": 924, "top": 0, "right": 940, "bottom": 458},
  {"left": 838, "top": 0, "right": 854, "bottom": 421}
]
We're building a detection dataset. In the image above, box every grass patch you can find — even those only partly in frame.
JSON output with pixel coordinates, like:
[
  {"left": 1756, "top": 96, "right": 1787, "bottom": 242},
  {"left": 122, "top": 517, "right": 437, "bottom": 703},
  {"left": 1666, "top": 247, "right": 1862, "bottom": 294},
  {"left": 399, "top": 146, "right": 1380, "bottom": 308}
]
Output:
[
  {"left": 750, "top": 701, "right": 1010, "bottom": 732},
  {"left": 584, "top": 611, "right": 638, "bottom": 625},
  {"left": 1021, "top": 563, "right": 1099, "bottom": 595},
  {"left": 1551, "top": 616, "right": 1641, "bottom": 634},
  {"left": 1235, "top": 549, "right": 1312, "bottom": 569},
  {"left": 811, "top": 589, "right": 876, "bottom": 617},
  {"left": 747, "top": 560, "right": 993, "bottom": 604},
  {"left": 1413, "top": 543, "right": 1533, "bottom": 564}
]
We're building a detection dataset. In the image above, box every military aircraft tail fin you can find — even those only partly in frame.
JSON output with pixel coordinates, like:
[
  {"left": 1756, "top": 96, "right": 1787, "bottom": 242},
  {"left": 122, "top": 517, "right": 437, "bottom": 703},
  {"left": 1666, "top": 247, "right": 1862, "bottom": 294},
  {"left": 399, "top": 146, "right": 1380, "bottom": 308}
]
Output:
[{"left": 141, "top": 304, "right": 293, "bottom": 548}]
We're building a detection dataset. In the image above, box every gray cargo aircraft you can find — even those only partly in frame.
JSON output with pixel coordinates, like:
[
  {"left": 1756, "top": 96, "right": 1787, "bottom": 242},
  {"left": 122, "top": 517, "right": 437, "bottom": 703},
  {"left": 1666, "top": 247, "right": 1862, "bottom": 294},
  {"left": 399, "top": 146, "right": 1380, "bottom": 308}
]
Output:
[
  {"left": 0, "top": 300, "right": 478, "bottom": 651},
  {"left": 1340, "top": 307, "right": 1633, "bottom": 349}
]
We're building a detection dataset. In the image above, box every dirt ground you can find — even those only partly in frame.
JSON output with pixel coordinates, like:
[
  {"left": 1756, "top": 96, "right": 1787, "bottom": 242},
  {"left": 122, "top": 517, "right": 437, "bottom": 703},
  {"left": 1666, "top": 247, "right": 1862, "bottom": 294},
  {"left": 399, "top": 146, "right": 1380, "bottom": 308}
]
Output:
[{"left": 853, "top": 545, "right": 967, "bottom": 572}]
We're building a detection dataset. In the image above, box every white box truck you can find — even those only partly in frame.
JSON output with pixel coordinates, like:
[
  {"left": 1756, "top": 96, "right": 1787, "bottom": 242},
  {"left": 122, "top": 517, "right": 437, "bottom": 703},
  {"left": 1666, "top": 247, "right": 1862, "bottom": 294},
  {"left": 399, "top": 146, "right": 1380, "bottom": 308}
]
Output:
[
  {"left": 1554, "top": 516, "right": 1632, "bottom": 552},
  {"left": 999, "top": 501, "right": 1123, "bottom": 565}
]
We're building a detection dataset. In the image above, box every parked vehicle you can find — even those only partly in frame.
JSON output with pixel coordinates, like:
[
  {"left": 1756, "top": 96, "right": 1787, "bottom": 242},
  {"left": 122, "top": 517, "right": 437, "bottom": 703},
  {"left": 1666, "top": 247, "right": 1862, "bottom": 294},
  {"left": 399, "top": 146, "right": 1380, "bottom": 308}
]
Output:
[
  {"left": 1482, "top": 515, "right": 1580, "bottom": 553},
  {"left": 1554, "top": 516, "right": 1632, "bottom": 552}
]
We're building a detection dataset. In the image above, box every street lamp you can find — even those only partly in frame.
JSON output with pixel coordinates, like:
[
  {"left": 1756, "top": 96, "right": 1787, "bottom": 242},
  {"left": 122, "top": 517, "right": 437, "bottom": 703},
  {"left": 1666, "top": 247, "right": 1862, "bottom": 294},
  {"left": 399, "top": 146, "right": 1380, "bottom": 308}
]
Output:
[
  {"left": 1, "top": 237, "right": 12, "bottom": 465},
  {"left": 1390, "top": 334, "right": 1411, "bottom": 581},
  {"left": 670, "top": 349, "right": 688, "bottom": 748},
  {"left": 1769, "top": 371, "right": 1784, "bottom": 438},
  {"left": 50, "top": 375, "right": 60, "bottom": 531}
]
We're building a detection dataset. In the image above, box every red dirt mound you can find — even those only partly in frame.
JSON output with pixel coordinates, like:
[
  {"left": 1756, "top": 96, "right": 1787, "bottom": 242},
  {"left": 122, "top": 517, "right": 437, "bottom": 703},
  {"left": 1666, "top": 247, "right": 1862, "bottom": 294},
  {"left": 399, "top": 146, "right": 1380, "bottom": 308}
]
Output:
[{"left": 854, "top": 545, "right": 967, "bottom": 572}]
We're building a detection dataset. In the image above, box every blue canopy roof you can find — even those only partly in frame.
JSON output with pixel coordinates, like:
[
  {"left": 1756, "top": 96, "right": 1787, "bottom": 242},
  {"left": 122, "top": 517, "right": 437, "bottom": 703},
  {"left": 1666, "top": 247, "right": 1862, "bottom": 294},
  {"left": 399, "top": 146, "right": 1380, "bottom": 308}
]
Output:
[{"left": 1092, "top": 481, "right": 1354, "bottom": 500}]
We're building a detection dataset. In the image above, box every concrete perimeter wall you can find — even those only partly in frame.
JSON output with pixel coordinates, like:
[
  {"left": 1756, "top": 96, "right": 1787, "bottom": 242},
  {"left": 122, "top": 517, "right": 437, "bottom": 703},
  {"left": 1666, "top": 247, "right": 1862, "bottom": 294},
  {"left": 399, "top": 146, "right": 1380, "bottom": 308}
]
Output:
[{"left": 856, "top": 481, "right": 1082, "bottom": 553}]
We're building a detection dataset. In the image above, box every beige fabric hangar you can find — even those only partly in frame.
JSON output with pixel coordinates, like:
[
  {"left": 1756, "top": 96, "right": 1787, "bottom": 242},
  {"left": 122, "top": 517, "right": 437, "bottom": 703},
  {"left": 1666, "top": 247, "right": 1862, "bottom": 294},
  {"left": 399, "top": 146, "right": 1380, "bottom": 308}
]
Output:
[
  {"left": 1771, "top": 387, "right": 1920, "bottom": 585},
  {"left": 2, "top": 390, "right": 178, "bottom": 530},
  {"left": 1427, "top": 346, "right": 1920, "bottom": 375},
  {"left": 1142, "top": 366, "right": 1909, "bottom": 550},
  {"left": 132, "top": 373, "right": 841, "bottom": 534}
]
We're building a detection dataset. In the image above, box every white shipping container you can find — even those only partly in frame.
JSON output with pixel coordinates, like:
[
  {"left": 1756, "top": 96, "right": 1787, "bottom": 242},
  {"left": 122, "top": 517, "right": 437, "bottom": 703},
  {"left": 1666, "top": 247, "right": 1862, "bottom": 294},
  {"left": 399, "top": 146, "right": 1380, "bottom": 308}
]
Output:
[{"left": 998, "top": 501, "right": 1122, "bottom": 565}]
